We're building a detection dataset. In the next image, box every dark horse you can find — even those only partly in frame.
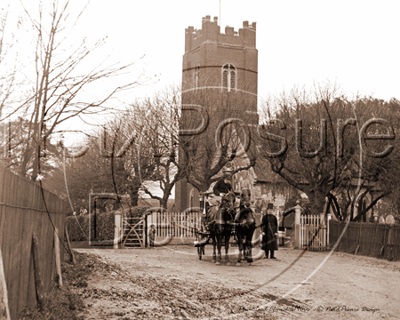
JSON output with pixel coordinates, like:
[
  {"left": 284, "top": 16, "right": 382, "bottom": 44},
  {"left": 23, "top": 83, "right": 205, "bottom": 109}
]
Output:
[
  {"left": 205, "top": 191, "right": 236, "bottom": 265},
  {"left": 234, "top": 188, "right": 256, "bottom": 265}
]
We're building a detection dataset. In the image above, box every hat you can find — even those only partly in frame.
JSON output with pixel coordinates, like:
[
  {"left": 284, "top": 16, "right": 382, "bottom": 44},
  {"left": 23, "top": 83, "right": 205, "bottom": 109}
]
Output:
[
  {"left": 267, "top": 203, "right": 273, "bottom": 210},
  {"left": 223, "top": 168, "right": 232, "bottom": 175}
]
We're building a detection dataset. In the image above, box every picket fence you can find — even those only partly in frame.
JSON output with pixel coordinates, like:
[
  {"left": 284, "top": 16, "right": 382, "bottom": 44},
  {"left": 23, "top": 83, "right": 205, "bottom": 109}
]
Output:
[
  {"left": 300, "top": 214, "right": 329, "bottom": 250},
  {"left": 146, "top": 210, "right": 203, "bottom": 239}
]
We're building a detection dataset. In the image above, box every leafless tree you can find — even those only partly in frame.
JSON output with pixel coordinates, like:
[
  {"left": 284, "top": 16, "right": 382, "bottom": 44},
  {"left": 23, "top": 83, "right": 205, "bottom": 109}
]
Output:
[
  {"left": 259, "top": 83, "right": 363, "bottom": 216},
  {"left": 2, "top": 0, "right": 150, "bottom": 180},
  {"left": 179, "top": 84, "right": 258, "bottom": 192}
]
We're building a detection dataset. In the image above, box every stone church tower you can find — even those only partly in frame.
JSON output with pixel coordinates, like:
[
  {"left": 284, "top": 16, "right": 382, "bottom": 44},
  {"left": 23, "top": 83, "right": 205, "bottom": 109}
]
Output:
[{"left": 175, "top": 16, "right": 258, "bottom": 212}]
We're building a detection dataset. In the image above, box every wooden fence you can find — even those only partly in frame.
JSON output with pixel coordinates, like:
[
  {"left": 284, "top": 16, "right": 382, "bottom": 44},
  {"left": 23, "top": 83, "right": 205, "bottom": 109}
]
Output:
[
  {"left": 329, "top": 221, "right": 400, "bottom": 261},
  {"left": 0, "top": 167, "right": 66, "bottom": 319}
]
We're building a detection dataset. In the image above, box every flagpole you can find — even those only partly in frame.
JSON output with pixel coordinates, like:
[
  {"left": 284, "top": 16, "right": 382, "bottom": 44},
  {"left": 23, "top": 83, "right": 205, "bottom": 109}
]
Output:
[{"left": 219, "top": 0, "right": 221, "bottom": 26}]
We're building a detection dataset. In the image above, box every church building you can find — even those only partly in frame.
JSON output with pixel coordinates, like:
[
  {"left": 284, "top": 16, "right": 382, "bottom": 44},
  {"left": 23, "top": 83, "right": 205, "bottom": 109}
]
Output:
[{"left": 175, "top": 16, "right": 259, "bottom": 212}]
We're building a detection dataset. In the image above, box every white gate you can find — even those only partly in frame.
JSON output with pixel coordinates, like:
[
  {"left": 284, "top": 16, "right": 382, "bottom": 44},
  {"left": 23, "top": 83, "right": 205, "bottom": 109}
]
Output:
[{"left": 300, "top": 214, "right": 329, "bottom": 250}]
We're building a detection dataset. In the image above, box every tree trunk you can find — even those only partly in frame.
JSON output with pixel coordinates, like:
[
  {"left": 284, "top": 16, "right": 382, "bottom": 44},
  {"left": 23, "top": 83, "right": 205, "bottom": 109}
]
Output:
[
  {"left": 160, "top": 198, "right": 168, "bottom": 210},
  {"left": 128, "top": 183, "right": 140, "bottom": 207},
  {"left": 307, "top": 191, "right": 326, "bottom": 216},
  {"left": 160, "top": 184, "right": 174, "bottom": 210}
]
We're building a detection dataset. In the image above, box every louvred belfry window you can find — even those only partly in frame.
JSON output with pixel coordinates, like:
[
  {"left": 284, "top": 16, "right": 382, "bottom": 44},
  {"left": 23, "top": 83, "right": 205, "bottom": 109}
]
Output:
[
  {"left": 222, "top": 70, "right": 228, "bottom": 88},
  {"left": 222, "top": 64, "right": 236, "bottom": 91},
  {"left": 194, "top": 66, "right": 200, "bottom": 90},
  {"left": 230, "top": 70, "right": 235, "bottom": 90}
]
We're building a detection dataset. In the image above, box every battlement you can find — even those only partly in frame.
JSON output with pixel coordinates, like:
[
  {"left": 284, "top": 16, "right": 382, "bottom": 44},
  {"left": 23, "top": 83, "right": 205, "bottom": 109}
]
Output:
[{"left": 185, "top": 15, "right": 256, "bottom": 53}]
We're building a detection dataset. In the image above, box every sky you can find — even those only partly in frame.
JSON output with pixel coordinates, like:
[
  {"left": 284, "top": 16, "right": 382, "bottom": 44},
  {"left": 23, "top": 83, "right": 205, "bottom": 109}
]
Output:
[
  {"left": 4, "top": 0, "right": 400, "bottom": 130},
  {"left": 76, "top": 0, "right": 399, "bottom": 100}
]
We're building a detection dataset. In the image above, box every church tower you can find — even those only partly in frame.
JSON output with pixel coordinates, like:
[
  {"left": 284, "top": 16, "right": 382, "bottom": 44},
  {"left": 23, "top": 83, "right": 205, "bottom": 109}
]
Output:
[{"left": 175, "top": 16, "right": 258, "bottom": 212}]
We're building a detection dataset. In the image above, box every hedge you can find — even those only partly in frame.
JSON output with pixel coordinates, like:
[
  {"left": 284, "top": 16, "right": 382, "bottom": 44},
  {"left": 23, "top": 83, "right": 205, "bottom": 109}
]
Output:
[
  {"left": 66, "top": 215, "right": 90, "bottom": 242},
  {"left": 66, "top": 206, "right": 151, "bottom": 242},
  {"left": 126, "top": 206, "right": 152, "bottom": 218}
]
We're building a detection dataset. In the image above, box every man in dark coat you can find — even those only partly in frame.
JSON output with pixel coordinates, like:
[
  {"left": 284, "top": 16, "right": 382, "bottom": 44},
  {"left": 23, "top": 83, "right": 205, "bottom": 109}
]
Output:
[
  {"left": 212, "top": 168, "right": 233, "bottom": 196},
  {"left": 203, "top": 168, "right": 233, "bottom": 231},
  {"left": 261, "top": 203, "right": 278, "bottom": 259}
]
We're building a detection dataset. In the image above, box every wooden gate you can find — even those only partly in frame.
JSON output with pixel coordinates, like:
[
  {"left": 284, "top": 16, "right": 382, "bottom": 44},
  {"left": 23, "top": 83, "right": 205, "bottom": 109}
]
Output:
[
  {"left": 300, "top": 214, "right": 329, "bottom": 250},
  {"left": 122, "top": 217, "right": 144, "bottom": 248}
]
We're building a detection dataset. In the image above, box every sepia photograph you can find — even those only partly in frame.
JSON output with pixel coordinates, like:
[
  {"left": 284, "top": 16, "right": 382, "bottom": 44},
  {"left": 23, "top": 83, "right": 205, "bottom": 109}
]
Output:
[{"left": 0, "top": 0, "right": 399, "bottom": 319}]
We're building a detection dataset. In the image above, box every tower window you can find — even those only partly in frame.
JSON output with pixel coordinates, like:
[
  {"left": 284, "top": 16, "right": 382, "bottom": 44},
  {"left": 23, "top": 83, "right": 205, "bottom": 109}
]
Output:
[
  {"left": 222, "top": 64, "right": 236, "bottom": 91},
  {"left": 194, "top": 66, "right": 200, "bottom": 90}
]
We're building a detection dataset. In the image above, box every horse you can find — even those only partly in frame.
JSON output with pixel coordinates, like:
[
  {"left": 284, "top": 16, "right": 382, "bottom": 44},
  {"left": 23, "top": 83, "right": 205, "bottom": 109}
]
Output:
[
  {"left": 205, "top": 190, "right": 236, "bottom": 265},
  {"left": 234, "top": 188, "right": 256, "bottom": 265}
]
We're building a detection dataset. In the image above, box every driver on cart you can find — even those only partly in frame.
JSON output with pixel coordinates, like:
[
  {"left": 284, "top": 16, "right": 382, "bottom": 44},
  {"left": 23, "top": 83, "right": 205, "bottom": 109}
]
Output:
[{"left": 203, "top": 168, "right": 234, "bottom": 231}]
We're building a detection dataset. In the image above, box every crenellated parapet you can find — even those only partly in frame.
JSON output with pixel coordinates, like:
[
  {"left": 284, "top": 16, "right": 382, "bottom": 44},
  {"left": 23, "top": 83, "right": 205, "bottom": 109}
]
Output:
[{"left": 185, "top": 15, "right": 256, "bottom": 53}]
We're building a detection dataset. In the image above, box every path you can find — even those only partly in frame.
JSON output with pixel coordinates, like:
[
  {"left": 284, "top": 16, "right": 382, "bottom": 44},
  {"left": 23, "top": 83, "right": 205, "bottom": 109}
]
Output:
[{"left": 75, "top": 245, "right": 400, "bottom": 319}]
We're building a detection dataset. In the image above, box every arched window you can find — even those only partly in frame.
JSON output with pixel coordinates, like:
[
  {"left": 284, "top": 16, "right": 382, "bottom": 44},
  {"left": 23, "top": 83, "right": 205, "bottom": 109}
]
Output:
[{"left": 222, "top": 64, "right": 236, "bottom": 91}]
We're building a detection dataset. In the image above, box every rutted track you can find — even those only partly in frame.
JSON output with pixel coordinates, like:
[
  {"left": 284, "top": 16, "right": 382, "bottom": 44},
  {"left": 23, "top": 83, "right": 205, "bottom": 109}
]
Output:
[{"left": 74, "top": 245, "right": 400, "bottom": 319}]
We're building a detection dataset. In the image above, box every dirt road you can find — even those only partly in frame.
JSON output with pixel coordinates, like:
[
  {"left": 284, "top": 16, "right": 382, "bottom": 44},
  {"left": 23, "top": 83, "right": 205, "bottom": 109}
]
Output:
[{"left": 74, "top": 245, "right": 400, "bottom": 319}]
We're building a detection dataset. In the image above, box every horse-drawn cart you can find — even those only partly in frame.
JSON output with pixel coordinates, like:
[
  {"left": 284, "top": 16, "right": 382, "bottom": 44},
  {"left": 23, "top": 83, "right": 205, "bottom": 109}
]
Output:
[{"left": 194, "top": 189, "right": 259, "bottom": 264}]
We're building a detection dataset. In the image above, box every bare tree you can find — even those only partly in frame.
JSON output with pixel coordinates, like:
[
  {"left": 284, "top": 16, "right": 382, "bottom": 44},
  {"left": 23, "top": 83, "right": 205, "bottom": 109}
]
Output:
[
  {"left": 179, "top": 85, "right": 258, "bottom": 193},
  {"left": 133, "top": 87, "right": 184, "bottom": 209},
  {"left": 260, "top": 83, "right": 400, "bottom": 218},
  {"left": 3, "top": 0, "right": 150, "bottom": 180},
  {"left": 109, "top": 84, "right": 259, "bottom": 209},
  {"left": 332, "top": 98, "right": 400, "bottom": 221},
  {"left": 259, "top": 83, "right": 362, "bottom": 216}
]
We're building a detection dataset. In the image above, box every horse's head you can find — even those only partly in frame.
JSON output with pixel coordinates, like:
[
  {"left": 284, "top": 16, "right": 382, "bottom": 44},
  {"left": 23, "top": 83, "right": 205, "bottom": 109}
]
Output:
[
  {"left": 240, "top": 188, "right": 252, "bottom": 209},
  {"left": 221, "top": 191, "right": 236, "bottom": 214}
]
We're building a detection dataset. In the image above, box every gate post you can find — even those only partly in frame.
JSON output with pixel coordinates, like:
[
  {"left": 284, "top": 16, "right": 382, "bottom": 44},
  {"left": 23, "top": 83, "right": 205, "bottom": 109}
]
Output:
[
  {"left": 327, "top": 213, "right": 331, "bottom": 248},
  {"left": 294, "top": 200, "right": 302, "bottom": 249},
  {"left": 114, "top": 210, "right": 122, "bottom": 249},
  {"left": 320, "top": 212, "right": 327, "bottom": 249}
]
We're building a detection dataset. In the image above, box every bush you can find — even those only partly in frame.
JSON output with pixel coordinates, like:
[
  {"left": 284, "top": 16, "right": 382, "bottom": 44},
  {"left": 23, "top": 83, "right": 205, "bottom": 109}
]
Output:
[
  {"left": 127, "top": 206, "right": 151, "bottom": 218},
  {"left": 66, "top": 215, "right": 89, "bottom": 242},
  {"left": 95, "top": 211, "right": 115, "bottom": 241},
  {"left": 65, "top": 212, "right": 113, "bottom": 242}
]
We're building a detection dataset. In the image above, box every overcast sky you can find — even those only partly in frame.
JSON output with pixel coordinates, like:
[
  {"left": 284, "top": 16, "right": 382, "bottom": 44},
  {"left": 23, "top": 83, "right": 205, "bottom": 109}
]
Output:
[
  {"left": 5, "top": 0, "right": 400, "bottom": 127},
  {"left": 77, "top": 0, "right": 399, "bottom": 100}
]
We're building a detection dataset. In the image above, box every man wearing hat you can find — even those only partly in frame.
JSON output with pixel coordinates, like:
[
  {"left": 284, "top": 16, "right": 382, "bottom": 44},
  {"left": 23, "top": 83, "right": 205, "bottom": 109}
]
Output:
[
  {"left": 261, "top": 203, "right": 278, "bottom": 259},
  {"left": 206, "top": 168, "right": 233, "bottom": 215},
  {"left": 213, "top": 168, "right": 233, "bottom": 196}
]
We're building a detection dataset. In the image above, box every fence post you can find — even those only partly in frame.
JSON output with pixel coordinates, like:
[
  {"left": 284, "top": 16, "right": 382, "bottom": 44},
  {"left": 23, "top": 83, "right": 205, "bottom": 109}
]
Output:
[
  {"left": 32, "top": 233, "right": 45, "bottom": 310},
  {"left": 143, "top": 214, "right": 147, "bottom": 248},
  {"left": 327, "top": 213, "right": 331, "bottom": 248},
  {"left": 114, "top": 210, "right": 122, "bottom": 249},
  {"left": 64, "top": 225, "right": 75, "bottom": 265},
  {"left": 320, "top": 212, "right": 326, "bottom": 249},
  {"left": 54, "top": 228, "right": 63, "bottom": 287},
  {"left": 0, "top": 249, "right": 10, "bottom": 320},
  {"left": 294, "top": 200, "right": 302, "bottom": 249}
]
